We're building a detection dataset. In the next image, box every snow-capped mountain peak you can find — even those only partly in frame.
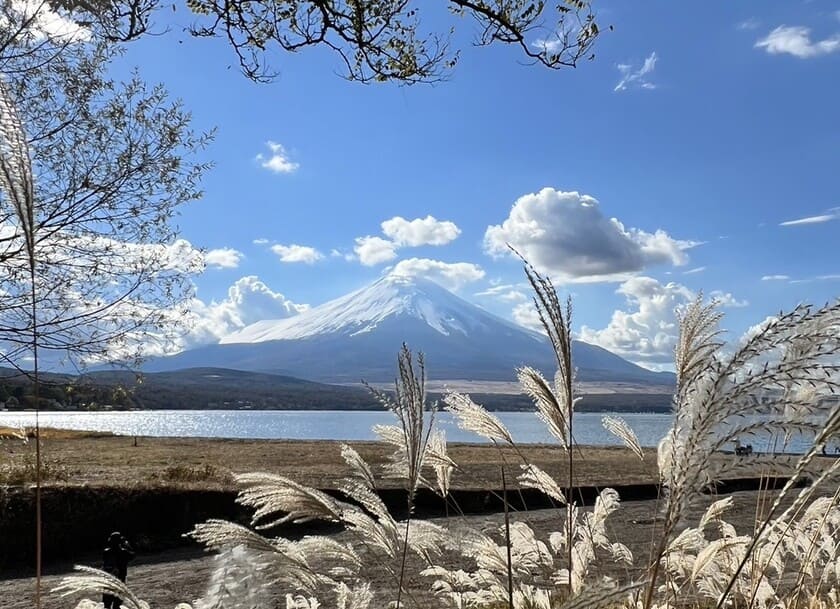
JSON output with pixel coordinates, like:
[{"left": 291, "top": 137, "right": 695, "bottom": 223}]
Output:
[
  {"left": 221, "top": 274, "right": 529, "bottom": 344},
  {"left": 148, "top": 274, "right": 672, "bottom": 385}
]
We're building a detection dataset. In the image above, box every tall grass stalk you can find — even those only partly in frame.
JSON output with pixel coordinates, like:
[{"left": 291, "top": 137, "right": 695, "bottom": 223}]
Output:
[
  {"left": 644, "top": 295, "right": 840, "bottom": 609},
  {"left": 718, "top": 417, "right": 840, "bottom": 609},
  {"left": 366, "top": 344, "right": 437, "bottom": 608},
  {"left": 501, "top": 465, "right": 514, "bottom": 609},
  {"left": 521, "top": 256, "right": 577, "bottom": 595},
  {"left": 0, "top": 78, "right": 42, "bottom": 608},
  {"left": 56, "top": 261, "right": 840, "bottom": 609}
]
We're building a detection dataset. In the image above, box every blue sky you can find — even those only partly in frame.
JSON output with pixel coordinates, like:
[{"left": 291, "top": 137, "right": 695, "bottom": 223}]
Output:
[{"left": 108, "top": 1, "right": 838, "bottom": 370}]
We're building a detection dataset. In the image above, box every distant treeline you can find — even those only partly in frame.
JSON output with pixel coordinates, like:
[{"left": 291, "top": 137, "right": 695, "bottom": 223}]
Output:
[
  {"left": 0, "top": 367, "right": 673, "bottom": 413},
  {"left": 450, "top": 392, "right": 672, "bottom": 413}
]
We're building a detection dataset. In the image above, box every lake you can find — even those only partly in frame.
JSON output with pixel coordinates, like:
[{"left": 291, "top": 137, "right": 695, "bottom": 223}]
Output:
[
  {"left": 1, "top": 409, "right": 674, "bottom": 445},
  {"left": 0, "top": 409, "right": 823, "bottom": 453}
]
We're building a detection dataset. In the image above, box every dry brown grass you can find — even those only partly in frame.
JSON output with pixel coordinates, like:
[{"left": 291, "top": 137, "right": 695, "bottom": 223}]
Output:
[
  {"left": 146, "top": 463, "right": 236, "bottom": 488},
  {"left": 1, "top": 432, "right": 662, "bottom": 490},
  {"left": 0, "top": 453, "right": 71, "bottom": 485},
  {"left": 0, "top": 426, "right": 114, "bottom": 440},
  {"left": 0, "top": 431, "right": 782, "bottom": 492}
]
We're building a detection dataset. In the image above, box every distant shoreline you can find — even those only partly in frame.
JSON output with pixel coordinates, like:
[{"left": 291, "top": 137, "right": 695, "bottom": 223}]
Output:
[
  {"left": 0, "top": 364, "right": 673, "bottom": 411},
  {"left": 0, "top": 390, "right": 674, "bottom": 413}
]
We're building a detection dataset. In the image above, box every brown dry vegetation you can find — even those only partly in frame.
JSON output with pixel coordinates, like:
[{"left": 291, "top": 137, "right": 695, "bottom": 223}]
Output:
[
  {"left": 0, "top": 431, "right": 823, "bottom": 608},
  {"left": 1, "top": 428, "right": 694, "bottom": 490}
]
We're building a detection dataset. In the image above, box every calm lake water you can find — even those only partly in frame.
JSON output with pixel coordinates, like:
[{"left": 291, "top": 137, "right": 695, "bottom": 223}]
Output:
[
  {"left": 1, "top": 409, "right": 677, "bottom": 446},
  {"left": 0, "top": 409, "right": 826, "bottom": 453}
]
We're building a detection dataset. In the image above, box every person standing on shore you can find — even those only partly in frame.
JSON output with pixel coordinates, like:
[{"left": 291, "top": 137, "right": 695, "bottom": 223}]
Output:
[{"left": 102, "top": 532, "right": 134, "bottom": 609}]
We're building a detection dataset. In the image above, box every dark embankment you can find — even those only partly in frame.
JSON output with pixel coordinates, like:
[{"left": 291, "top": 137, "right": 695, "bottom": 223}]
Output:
[{"left": 0, "top": 475, "right": 807, "bottom": 572}]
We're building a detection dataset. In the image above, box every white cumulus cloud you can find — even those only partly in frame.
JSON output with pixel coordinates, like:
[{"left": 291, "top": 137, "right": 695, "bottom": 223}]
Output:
[
  {"left": 579, "top": 277, "right": 746, "bottom": 366},
  {"left": 351, "top": 215, "right": 461, "bottom": 267},
  {"left": 484, "top": 188, "right": 694, "bottom": 282},
  {"left": 205, "top": 247, "right": 244, "bottom": 269},
  {"left": 381, "top": 215, "right": 461, "bottom": 247},
  {"left": 354, "top": 236, "right": 398, "bottom": 266},
  {"left": 3, "top": 1, "right": 90, "bottom": 41},
  {"left": 710, "top": 291, "right": 749, "bottom": 308},
  {"left": 614, "top": 52, "right": 658, "bottom": 92},
  {"left": 256, "top": 141, "right": 299, "bottom": 174},
  {"left": 755, "top": 25, "right": 840, "bottom": 58},
  {"left": 271, "top": 244, "right": 323, "bottom": 264},
  {"left": 169, "top": 276, "right": 308, "bottom": 351},
  {"left": 512, "top": 301, "right": 543, "bottom": 333},
  {"left": 390, "top": 258, "right": 485, "bottom": 291}
]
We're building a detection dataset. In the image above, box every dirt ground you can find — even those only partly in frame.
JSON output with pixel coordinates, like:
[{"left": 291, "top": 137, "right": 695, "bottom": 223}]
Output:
[
  {"left": 0, "top": 430, "right": 823, "bottom": 608},
  {"left": 0, "top": 488, "right": 803, "bottom": 609}
]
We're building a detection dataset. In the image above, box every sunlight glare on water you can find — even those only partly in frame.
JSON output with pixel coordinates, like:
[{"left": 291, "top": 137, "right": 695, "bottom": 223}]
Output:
[
  {"left": 0, "top": 409, "right": 675, "bottom": 444},
  {"left": 0, "top": 409, "right": 821, "bottom": 453}
]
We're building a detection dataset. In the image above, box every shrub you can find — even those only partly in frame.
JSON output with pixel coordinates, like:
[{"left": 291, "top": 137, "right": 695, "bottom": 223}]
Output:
[
  {"left": 149, "top": 463, "right": 235, "bottom": 487},
  {"left": 0, "top": 453, "right": 70, "bottom": 486}
]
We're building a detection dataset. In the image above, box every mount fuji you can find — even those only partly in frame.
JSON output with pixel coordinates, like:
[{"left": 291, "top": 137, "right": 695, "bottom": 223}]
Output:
[{"left": 144, "top": 275, "right": 673, "bottom": 385}]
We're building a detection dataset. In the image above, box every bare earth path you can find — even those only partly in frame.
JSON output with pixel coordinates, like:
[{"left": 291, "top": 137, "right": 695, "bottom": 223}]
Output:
[{"left": 0, "top": 489, "right": 796, "bottom": 609}]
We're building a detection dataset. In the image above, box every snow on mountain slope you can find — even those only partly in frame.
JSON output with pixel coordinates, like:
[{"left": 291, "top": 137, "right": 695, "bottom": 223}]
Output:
[
  {"left": 145, "top": 274, "right": 673, "bottom": 385},
  {"left": 222, "top": 274, "right": 540, "bottom": 343}
]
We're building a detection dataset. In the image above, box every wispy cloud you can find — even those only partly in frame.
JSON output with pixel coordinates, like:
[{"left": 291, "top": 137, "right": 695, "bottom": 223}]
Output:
[
  {"left": 737, "top": 18, "right": 760, "bottom": 31},
  {"left": 789, "top": 274, "right": 840, "bottom": 284},
  {"left": 779, "top": 207, "right": 840, "bottom": 226},
  {"left": 532, "top": 37, "right": 565, "bottom": 54},
  {"left": 683, "top": 266, "right": 706, "bottom": 275},
  {"left": 614, "top": 52, "right": 658, "bottom": 92},
  {"left": 755, "top": 26, "right": 840, "bottom": 58},
  {"left": 330, "top": 248, "right": 356, "bottom": 262},
  {"left": 256, "top": 141, "right": 299, "bottom": 174},
  {"left": 475, "top": 284, "right": 527, "bottom": 302},
  {"left": 761, "top": 275, "right": 790, "bottom": 281},
  {"left": 252, "top": 238, "right": 270, "bottom": 245}
]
